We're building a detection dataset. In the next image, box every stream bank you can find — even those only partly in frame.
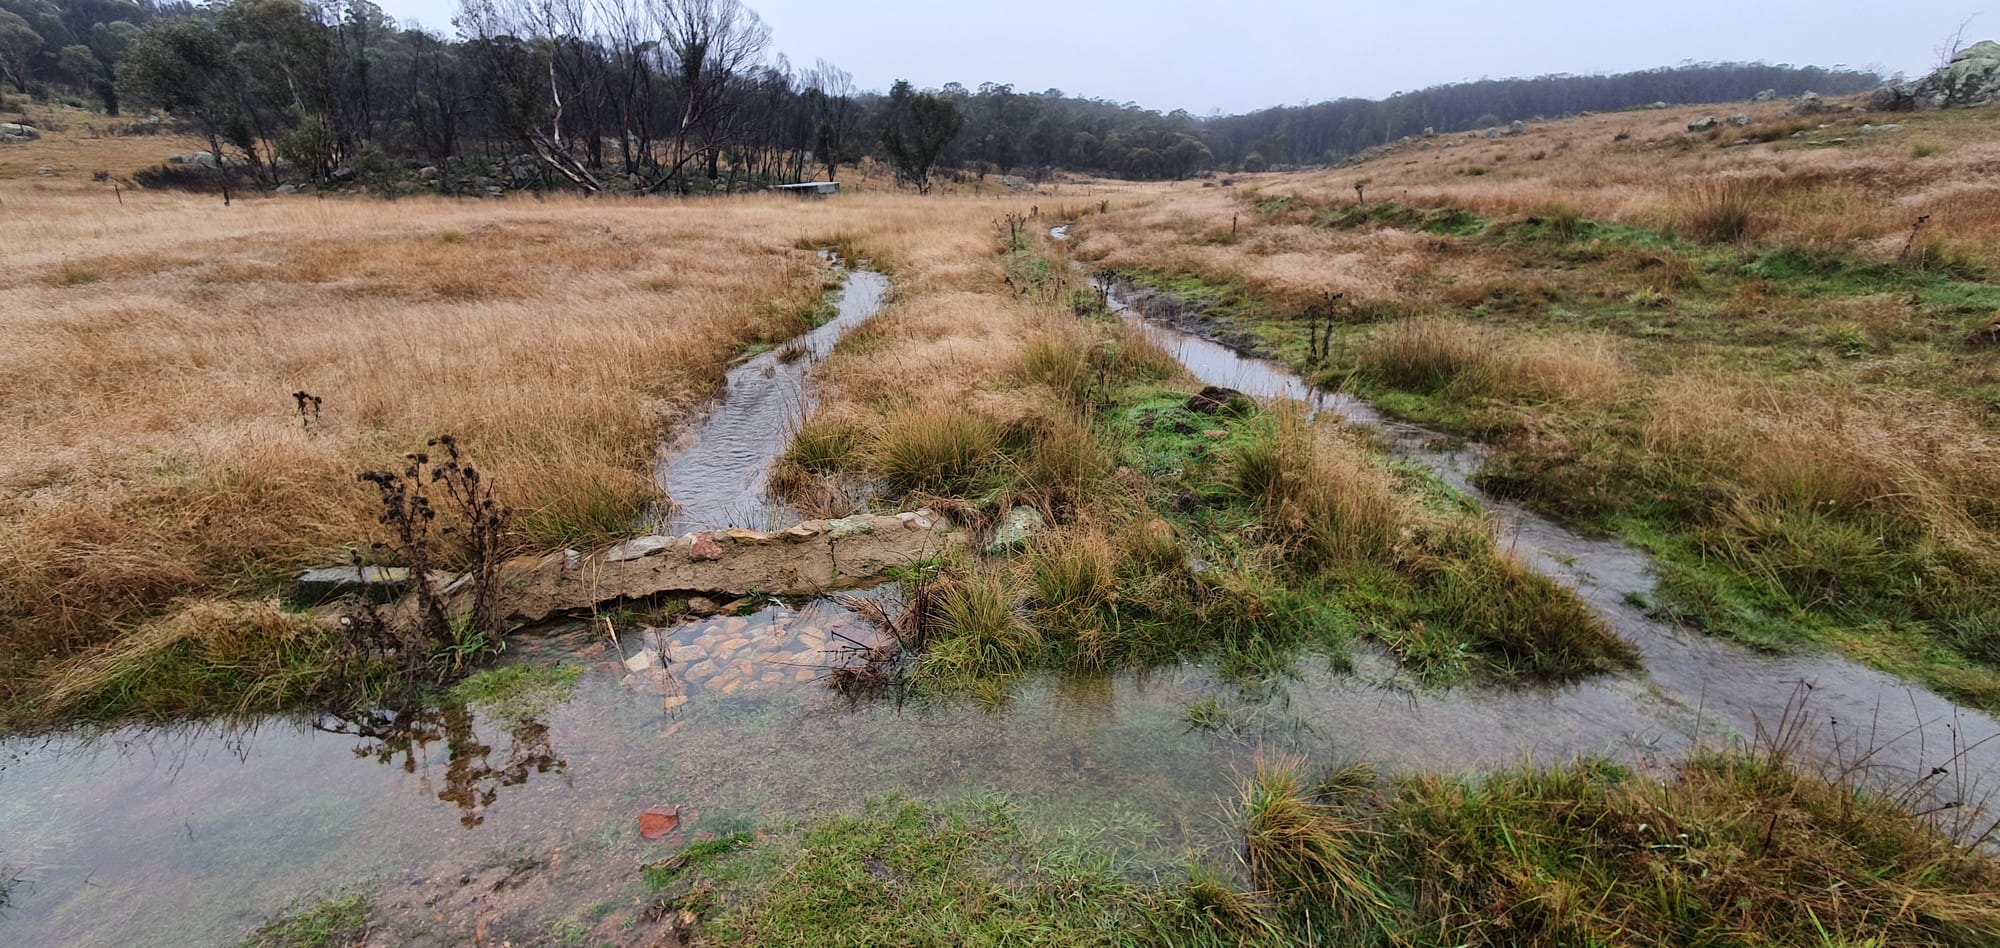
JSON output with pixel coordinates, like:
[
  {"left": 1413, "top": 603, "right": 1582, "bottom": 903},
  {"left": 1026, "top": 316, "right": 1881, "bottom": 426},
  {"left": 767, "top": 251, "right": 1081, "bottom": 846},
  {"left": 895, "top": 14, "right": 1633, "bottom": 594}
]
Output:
[{"left": 1094, "top": 269, "right": 2000, "bottom": 839}]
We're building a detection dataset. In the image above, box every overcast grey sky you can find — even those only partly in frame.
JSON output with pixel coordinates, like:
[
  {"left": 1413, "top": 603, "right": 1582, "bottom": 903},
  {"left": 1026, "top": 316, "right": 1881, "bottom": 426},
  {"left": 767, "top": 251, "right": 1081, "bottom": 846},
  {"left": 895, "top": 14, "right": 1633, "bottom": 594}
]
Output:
[{"left": 379, "top": 0, "right": 1976, "bottom": 114}]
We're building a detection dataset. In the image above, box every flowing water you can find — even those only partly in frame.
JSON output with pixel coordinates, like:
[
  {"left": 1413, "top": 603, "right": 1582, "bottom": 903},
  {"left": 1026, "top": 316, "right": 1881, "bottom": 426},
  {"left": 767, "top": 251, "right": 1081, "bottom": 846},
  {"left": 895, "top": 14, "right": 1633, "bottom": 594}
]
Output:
[
  {"left": 649, "top": 264, "right": 889, "bottom": 534},
  {"left": 1100, "top": 275, "right": 2000, "bottom": 834},
  {"left": 3, "top": 254, "right": 1997, "bottom": 944}
]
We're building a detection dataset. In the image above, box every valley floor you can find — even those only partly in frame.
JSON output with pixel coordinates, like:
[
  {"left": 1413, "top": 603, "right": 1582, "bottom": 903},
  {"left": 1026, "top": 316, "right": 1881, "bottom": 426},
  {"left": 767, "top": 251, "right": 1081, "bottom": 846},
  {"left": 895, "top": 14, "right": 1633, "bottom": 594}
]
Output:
[{"left": 2, "top": 98, "right": 1999, "bottom": 945}]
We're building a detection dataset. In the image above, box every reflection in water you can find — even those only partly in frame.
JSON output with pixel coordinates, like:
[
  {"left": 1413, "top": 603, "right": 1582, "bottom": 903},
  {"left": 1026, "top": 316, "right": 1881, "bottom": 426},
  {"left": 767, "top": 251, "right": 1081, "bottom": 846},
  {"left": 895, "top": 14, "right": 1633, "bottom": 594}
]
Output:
[{"left": 315, "top": 703, "right": 566, "bottom": 828}]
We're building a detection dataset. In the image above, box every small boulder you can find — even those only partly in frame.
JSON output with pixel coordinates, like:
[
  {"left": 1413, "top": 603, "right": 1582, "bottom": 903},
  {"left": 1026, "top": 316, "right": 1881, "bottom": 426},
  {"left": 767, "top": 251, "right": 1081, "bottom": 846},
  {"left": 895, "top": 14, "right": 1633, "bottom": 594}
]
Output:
[
  {"left": 1687, "top": 116, "right": 1720, "bottom": 132},
  {"left": 0, "top": 122, "right": 38, "bottom": 142},
  {"left": 1752, "top": 89, "right": 1779, "bottom": 102},
  {"left": 1507, "top": 120, "right": 1527, "bottom": 136},
  {"left": 1789, "top": 92, "right": 1827, "bottom": 115},
  {"left": 607, "top": 535, "right": 678, "bottom": 562},
  {"left": 639, "top": 805, "right": 681, "bottom": 840},
  {"left": 1730, "top": 114, "right": 1751, "bottom": 126},
  {"left": 1648, "top": 101, "right": 1669, "bottom": 110},
  {"left": 986, "top": 506, "right": 1045, "bottom": 554}
]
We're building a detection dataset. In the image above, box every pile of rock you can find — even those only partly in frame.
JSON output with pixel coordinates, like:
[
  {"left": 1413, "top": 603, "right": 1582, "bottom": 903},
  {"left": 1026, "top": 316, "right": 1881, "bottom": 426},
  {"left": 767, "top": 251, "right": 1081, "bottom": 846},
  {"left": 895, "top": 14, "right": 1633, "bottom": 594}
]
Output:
[{"left": 1874, "top": 40, "right": 2000, "bottom": 110}]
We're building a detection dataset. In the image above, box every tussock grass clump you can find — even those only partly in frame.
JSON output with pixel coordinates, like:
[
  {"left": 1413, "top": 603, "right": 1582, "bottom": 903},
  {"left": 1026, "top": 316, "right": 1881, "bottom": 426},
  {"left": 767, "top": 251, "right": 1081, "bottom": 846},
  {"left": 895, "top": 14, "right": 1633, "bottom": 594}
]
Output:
[
  {"left": 1019, "top": 332, "right": 1093, "bottom": 407},
  {"left": 1678, "top": 175, "right": 1773, "bottom": 244},
  {"left": 771, "top": 413, "right": 870, "bottom": 518},
  {"left": 1355, "top": 318, "right": 1488, "bottom": 393},
  {"left": 923, "top": 572, "right": 1039, "bottom": 678},
  {"left": 1028, "top": 529, "right": 1118, "bottom": 615},
  {"left": 40, "top": 601, "right": 352, "bottom": 721},
  {"left": 1116, "top": 517, "right": 1185, "bottom": 576},
  {"left": 1382, "top": 753, "right": 2000, "bottom": 945},
  {"left": 1027, "top": 528, "right": 1121, "bottom": 667},
  {"left": 785, "top": 414, "right": 862, "bottom": 474},
  {"left": 1015, "top": 410, "right": 1114, "bottom": 512},
  {"left": 243, "top": 892, "right": 373, "bottom": 948},
  {"left": 1645, "top": 377, "right": 2000, "bottom": 576},
  {"left": 870, "top": 404, "right": 1003, "bottom": 495},
  {"left": 1020, "top": 322, "right": 1182, "bottom": 410},
  {"left": 1240, "top": 756, "right": 1398, "bottom": 930},
  {"left": 1358, "top": 319, "right": 1631, "bottom": 405},
  {"left": 1232, "top": 407, "right": 1401, "bottom": 568},
  {"left": 1411, "top": 528, "right": 1635, "bottom": 680}
]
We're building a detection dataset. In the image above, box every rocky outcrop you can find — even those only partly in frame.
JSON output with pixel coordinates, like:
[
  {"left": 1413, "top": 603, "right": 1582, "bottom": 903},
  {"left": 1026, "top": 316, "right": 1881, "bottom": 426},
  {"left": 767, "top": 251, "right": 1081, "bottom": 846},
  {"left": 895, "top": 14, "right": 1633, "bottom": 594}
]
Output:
[
  {"left": 1875, "top": 41, "right": 2000, "bottom": 111},
  {"left": 0, "top": 122, "right": 38, "bottom": 142},
  {"left": 1789, "top": 92, "right": 1827, "bottom": 115},
  {"left": 470, "top": 511, "right": 962, "bottom": 626}
]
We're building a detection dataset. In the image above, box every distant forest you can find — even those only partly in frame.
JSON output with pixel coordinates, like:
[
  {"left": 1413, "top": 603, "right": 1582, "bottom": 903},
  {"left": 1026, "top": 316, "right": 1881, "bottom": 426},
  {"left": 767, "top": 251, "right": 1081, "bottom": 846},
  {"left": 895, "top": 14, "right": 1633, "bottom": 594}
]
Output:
[{"left": 0, "top": 0, "right": 1885, "bottom": 191}]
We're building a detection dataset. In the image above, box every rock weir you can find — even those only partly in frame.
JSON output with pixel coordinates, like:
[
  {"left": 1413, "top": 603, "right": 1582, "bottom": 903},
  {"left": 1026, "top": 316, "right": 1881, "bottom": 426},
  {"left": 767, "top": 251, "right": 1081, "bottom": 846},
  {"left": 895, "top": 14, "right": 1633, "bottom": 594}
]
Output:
[{"left": 464, "top": 510, "right": 961, "bottom": 626}]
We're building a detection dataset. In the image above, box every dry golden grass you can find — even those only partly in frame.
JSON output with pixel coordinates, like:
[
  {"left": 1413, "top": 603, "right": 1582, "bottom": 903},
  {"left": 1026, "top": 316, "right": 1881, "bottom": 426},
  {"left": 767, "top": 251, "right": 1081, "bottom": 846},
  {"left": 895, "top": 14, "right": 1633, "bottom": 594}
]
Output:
[
  {"left": 1644, "top": 375, "right": 2000, "bottom": 562},
  {"left": 0, "top": 104, "right": 206, "bottom": 187},
  {"left": 0, "top": 162, "right": 1104, "bottom": 702},
  {"left": 1075, "top": 99, "right": 2000, "bottom": 310},
  {"left": 1359, "top": 319, "right": 1633, "bottom": 405}
]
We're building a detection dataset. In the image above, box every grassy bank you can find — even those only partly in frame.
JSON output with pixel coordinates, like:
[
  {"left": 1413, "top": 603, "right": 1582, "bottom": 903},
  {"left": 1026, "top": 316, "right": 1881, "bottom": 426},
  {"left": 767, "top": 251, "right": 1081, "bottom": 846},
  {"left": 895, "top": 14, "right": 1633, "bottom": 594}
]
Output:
[
  {"left": 648, "top": 741, "right": 1997, "bottom": 946},
  {"left": 773, "top": 229, "right": 1631, "bottom": 694},
  {"left": 1072, "top": 107, "right": 2000, "bottom": 711},
  {"left": 0, "top": 180, "right": 1138, "bottom": 727}
]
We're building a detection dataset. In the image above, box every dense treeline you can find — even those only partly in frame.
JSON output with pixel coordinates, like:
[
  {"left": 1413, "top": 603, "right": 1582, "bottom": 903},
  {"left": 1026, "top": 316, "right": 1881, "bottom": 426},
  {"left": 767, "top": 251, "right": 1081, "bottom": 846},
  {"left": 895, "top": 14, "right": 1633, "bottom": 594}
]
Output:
[
  {"left": 1205, "top": 63, "right": 1885, "bottom": 168},
  {"left": 0, "top": 0, "right": 1884, "bottom": 191}
]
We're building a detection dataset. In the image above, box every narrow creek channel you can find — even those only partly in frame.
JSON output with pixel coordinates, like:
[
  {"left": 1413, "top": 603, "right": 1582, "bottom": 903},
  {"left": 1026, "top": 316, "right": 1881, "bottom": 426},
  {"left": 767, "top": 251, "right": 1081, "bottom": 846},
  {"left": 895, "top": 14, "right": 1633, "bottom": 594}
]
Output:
[
  {"left": 650, "top": 261, "right": 889, "bottom": 534},
  {"left": 1094, "top": 266, "right": 2000, "bottom": 835},
  {"left": 2, "top": 248, "right": 1996, "bottom": 944}
]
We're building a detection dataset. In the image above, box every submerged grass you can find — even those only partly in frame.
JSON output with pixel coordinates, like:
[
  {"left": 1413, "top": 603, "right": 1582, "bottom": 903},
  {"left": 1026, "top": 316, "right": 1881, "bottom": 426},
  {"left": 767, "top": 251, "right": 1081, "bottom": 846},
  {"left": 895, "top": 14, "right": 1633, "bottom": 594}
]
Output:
[
  {"left": 241, "top": 892, "right": 372, "bottom": 948},
  {"left": 448, "top": 663, "right": 582, "bottom": 727},
  {"left": 680, "top": 744, "right": 2000, "bottom": 947}
]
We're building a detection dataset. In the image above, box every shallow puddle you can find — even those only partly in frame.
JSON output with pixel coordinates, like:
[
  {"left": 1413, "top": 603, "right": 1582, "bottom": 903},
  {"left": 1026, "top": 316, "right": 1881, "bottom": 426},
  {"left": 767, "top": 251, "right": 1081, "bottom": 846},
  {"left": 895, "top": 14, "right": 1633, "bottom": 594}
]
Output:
[{"left": 0, "top": 604, "right": 1271, "bottom": 944}]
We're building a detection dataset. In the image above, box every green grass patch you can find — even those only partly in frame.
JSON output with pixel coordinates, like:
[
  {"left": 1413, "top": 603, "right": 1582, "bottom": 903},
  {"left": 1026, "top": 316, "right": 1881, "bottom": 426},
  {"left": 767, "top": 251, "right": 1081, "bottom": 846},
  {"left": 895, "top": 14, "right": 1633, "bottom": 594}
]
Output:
[
  {"left": 449, "top": 663, "right": 581, "bottom": 726},
  {"left": 242, "top": 892, "right": 372, "bottom": 948},
  {"left": 680, "top": 750, "right": 2000, "bottom": 946}
]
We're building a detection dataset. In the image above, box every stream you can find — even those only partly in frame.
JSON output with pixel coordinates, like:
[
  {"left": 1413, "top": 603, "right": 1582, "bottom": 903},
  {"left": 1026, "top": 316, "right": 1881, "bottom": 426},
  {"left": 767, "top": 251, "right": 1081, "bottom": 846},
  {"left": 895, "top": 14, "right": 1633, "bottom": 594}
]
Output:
[
  {"left": 1098, "top": 272, "right": 2000, "bottom": 837},
  {"left": 1, "top": 250, "right": 1996, "bottom": 944},
  {"left": 649, "top": 261, "right": 889, "bottom": 534}
]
